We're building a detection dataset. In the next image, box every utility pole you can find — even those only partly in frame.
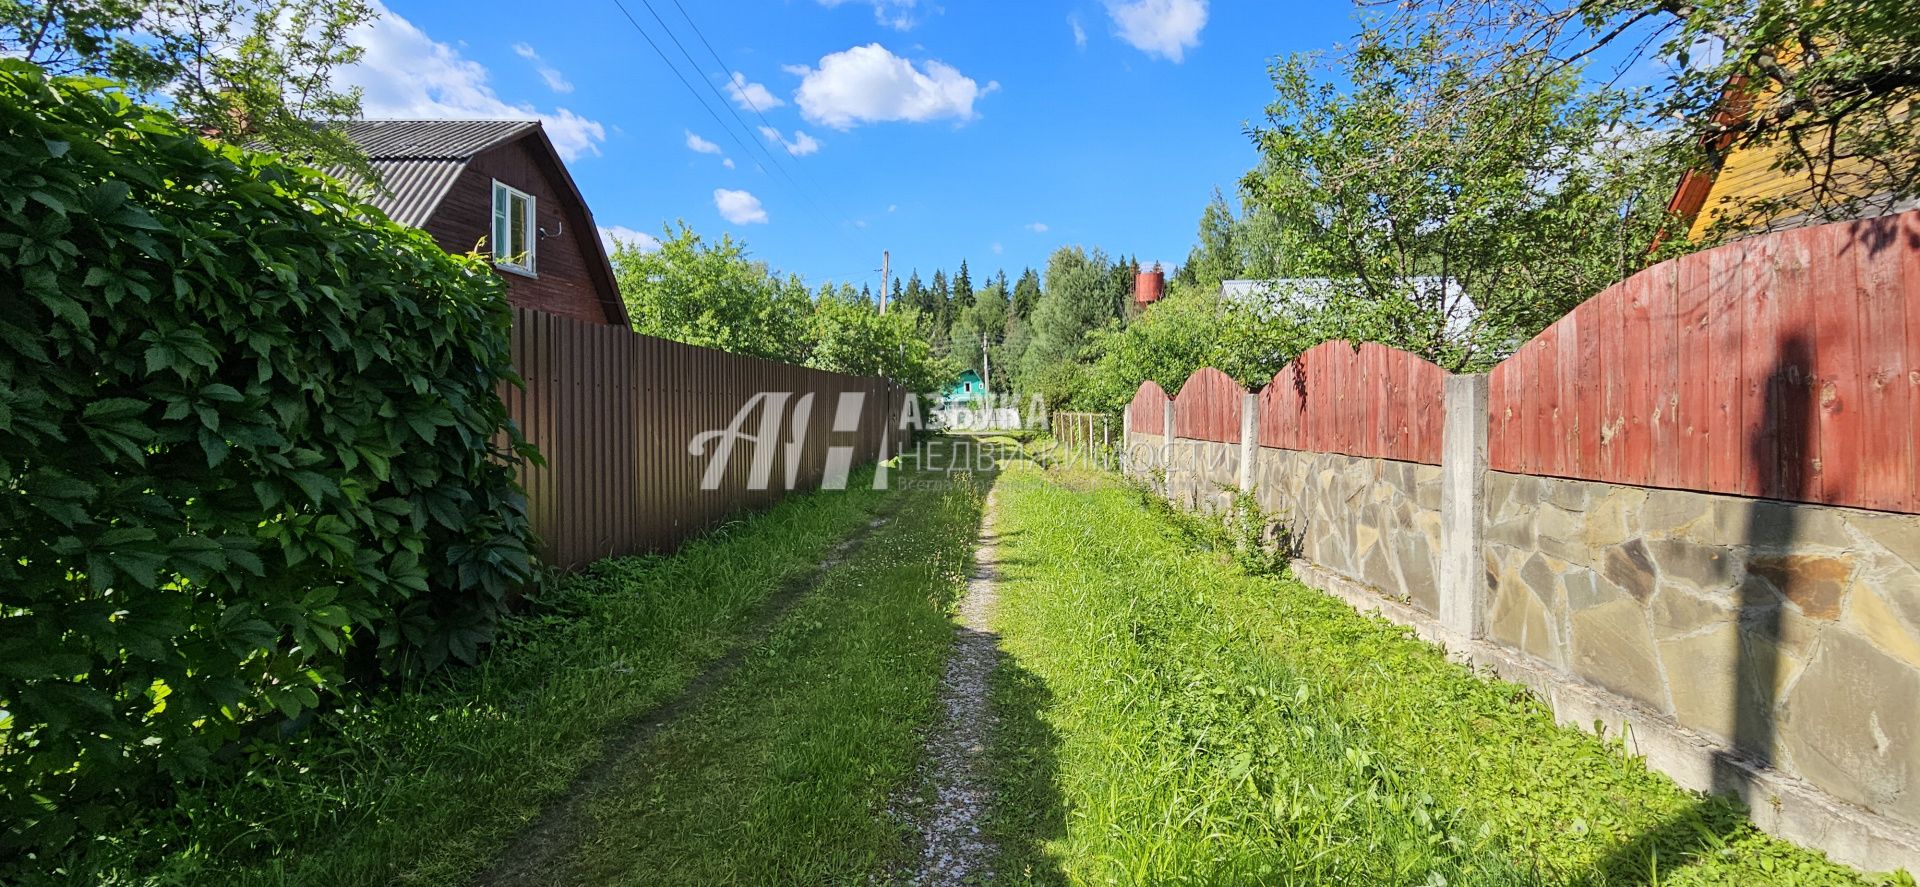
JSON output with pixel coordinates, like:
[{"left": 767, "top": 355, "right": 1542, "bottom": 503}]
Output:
[
  {"left": 880, "top": 250, "right": 890, "bottom": 313},
  {"left": 981, "top": 332, "right": 991, "bottom": 405}
]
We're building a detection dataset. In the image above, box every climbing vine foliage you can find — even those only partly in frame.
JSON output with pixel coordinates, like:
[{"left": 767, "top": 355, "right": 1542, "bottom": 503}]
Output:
[{"left": 0, "top": 62, "right": 536, "bottom": 857}]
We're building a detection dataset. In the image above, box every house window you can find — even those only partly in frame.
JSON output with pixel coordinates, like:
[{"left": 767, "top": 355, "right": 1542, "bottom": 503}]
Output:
[
  {"left": 964, "top": 382, "right": 973, "bottom": 393},
  {"left": 491, "top": 181, "right": 536, "bottom": 274}
]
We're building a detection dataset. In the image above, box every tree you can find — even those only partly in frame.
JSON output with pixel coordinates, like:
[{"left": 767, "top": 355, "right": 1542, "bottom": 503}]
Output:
[
  {"left": 1080, "top": 281, "right": 1310, "bottom": 413},
  {"left": 952, "top": 259, "right": 974, "bottom": 309},
  {"left": 968, "top": 275, "right": 1012, "bottom": 392},
  {"left": 903, "top": 271, "right": 927, "bottom": 314},
  {"left": 1011, "top": 267, "right": 1042, "bottom": 320},
  {"left": 1400, "top": 0, "right": 1920, "bottom": 238},
  {"left": 930, "top": 268, "right": 950, "bottom": 322},
  {"left": 1020, "top": 246, "right": 1122, "bottom": 402},
  {"left": 2, "top": 0, "right": 375, "bottom": 171},
  {"left": 808, "top": 299, "right": 952, "bottom": 395},
  {"left": 1241, "top": 17, "right": 1677, "bottom": 370},
  {"left": 612, "top": 223, "right": 810, "bottom": 363}
]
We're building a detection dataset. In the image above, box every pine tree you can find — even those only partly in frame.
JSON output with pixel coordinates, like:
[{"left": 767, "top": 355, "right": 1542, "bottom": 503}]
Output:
[
  {"left": 953, "top": 259, "right": 974, "bottom": 309},
  {"left": 1012, "top": 268, "right": 1042, "bottom": 321},
  {"left": 931, "top": 269, "right": 951, "bottom": 332},
  {"left": 904, "top": 271, "right": 926, "bottom": 313}
]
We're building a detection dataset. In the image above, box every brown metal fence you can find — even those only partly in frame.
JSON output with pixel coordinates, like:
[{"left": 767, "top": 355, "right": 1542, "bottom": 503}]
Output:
[{"left": 500, "top": 307, "right": 912, "bottom": 570}]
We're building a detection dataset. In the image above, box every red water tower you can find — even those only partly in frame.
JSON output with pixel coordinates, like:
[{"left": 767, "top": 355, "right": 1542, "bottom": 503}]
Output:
[{"left": 1134, "top": 264, "right": 1166, "bottom": 307}]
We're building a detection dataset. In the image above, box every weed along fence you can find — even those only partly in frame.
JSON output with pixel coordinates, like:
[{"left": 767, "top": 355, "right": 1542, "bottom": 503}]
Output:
[
  {"left": 502, "top": 308, "right": 911, "bottom": 569},
  {"left": 1123, "top": 209, "right": 1920, "bottom": 874}
]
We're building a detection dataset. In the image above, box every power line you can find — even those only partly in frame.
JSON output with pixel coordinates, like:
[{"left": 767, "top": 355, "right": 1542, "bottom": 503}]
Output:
[
  {"left": 669, "top": 0, "right": 815, "bottom": 170},
  {"left": 632, "top": 0, "right": 795, "bottom": 185},
  {"left": 653, "top": 0, "right": 861, "bottom": 237},
  {"left": 607, "top": 0, "right": 766, "bottom": 174},
  {"left": 607, "top": 0, "right": 841, "bottom": 233}
]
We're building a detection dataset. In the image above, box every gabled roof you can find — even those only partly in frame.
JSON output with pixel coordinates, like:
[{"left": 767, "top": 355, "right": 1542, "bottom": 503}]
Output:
[
  {"left": 329, "top": 119, "right": 630, "bottom": 328},
  {"left": 330, "top": 119, "right": 539, "bottom": 226}
]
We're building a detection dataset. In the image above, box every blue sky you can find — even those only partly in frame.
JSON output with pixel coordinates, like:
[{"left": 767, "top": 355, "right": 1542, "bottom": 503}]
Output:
[{"left": 342, "top": 1, "right": 1366, "bottom": 291}]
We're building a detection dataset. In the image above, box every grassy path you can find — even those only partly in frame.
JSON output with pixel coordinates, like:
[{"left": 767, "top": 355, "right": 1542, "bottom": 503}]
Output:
[
  {"left": 72, "top": 452, "right": 964, "bottom": 886},
  {"left": 86, "top": 444, "right": 1903, "bottom": 886},
  {"left": 510, "top": 449, "right": 990, "bottom": 885},
  {"left": 980, "top": 462, "right": 1894, "bottom": 887},
  {"left": 912, "top": 485, "right": 1006, "bottom": 884}
]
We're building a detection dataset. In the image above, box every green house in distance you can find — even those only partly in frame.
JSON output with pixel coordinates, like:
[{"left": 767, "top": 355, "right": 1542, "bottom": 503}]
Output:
[{"left": 940, "top": 369, "right": 986, "bottom": 408}]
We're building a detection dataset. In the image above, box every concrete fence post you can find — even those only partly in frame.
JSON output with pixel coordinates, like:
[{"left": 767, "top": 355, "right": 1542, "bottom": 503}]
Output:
[
  {"left": 1238, "top": 393, "right": 1259, "bottom": 493},
  {"left": 1163, "top": 399, "right": 1178, "bottom": 496},
  {"left": 1439, "top": 374, "right": 1489, "bottom": 640}
]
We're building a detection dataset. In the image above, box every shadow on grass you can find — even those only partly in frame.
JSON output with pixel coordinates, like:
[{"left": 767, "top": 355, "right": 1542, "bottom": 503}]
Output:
[{"left": 980, "top": 647, "right": 1069, "bottom": 886}]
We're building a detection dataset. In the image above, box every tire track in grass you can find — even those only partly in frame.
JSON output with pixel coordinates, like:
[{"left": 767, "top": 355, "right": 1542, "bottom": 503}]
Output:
[
  {"left": 476, "top": 498, "right": 908, "bottom": 887},
  {"left": 911, "top": 486, "right": 1004, "bottom": 886}
]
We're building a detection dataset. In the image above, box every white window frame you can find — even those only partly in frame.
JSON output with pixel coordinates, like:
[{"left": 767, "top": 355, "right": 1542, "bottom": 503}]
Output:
[{"left": 491, "top": 180, "right": 537, "bottom": 276}]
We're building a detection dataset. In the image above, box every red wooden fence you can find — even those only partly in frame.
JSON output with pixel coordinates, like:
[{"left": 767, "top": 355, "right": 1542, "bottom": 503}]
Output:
[
  {"left": 1127, "top": 380, "right": 1170, "bottom": 435},
  {"left": 1174, "top": 368, "right": 1245, "bottom": 443},
  {"left": 503, "top": 308, "right": 910, "bottom": 570},
  {"left": 1259, "top": 341, "right": 1448, "bottom": 465},
  {"left": 1490, "top": 210, "right": 1920, "bottom": 512}
]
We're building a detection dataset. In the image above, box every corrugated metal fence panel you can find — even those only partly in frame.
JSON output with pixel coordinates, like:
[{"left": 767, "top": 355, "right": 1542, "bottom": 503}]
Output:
[
  {"left": 1127, "top": 381, "right": 1170, "bottom": 435},
  {"left": 503, "top": 307, "right": 910, "bottom": 570},
  {"left": 1173, "top": 368, "right": 1245, "bottom": 444},
  {"left": 1489, "top": 209, "right": 1919, "bottom": 513},
  {"left": 1254, "top": 341, "right": 1447, "bottom": 465}
]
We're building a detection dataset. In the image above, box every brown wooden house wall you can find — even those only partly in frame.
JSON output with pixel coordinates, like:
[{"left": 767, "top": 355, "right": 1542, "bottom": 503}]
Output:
[{"left": 419, "top": 138, "right": 618, "bottom": 325}]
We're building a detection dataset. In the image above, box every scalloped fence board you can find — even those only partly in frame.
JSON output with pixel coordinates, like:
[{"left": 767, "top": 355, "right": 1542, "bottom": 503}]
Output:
[
  {"left": 1127, "top": 380, "right": 1170, "bottom": 436},
  {"left": 1489, "top": 210, "right": 1920, "bottom": 513},
  {"left": 1173, "top": 367, "right": 1245, "bottom": 444},
  {"left": 1257, "top": 341, "right": 1448, "bottom": 465}
]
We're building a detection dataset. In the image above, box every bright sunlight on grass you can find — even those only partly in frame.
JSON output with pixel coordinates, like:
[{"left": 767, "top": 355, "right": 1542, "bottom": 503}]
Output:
[
  {"left": 68, "top": 464, "right": 902, "bottom": 885},
  {"left": 981, "top": 463, "right": 1899, "bottom": 887}
]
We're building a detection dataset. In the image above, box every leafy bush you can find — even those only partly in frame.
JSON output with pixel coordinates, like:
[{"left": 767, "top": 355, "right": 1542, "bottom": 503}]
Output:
[{"left": 0, "top": 62, "right": 536, "bottom": 862}]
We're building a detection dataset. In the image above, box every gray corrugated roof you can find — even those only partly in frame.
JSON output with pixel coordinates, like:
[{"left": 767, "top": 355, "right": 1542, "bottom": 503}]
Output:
[{"left": 329, "top": 120, "right": 539, "bottom": 226}]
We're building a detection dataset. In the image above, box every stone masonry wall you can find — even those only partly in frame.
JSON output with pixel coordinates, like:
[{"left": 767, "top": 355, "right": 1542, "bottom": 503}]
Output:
[
  {"left": 1254, "top": 447, "right": 1446, "bottom": 615},
  {"left": 1485, "top": 470, "right": 1920, "bottom": 826}
]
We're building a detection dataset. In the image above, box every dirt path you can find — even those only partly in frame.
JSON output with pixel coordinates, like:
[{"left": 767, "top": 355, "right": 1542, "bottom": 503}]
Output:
[
  {"left": 911, "top": 486, "right": 1003, "bottom": 885},
  {"left": 476, "top": 505, "right": 902, "bottom": 887}
]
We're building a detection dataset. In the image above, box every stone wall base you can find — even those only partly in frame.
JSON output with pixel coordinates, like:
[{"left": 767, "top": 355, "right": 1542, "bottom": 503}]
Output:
[{"left": 1290, "top": 558, "right": 1920, "bottom": 876}]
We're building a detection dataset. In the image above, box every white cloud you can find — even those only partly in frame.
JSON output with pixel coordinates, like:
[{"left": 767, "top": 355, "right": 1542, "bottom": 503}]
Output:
[
  {"left": 816, "top": 0, "right": 923, "bottom": 31},
  {"left": 343, "top": 3, "right": 606, "bottom": 160},
  {"left": 792, "top": 44, "right": 996, "bottom": 130},
  {"left": 599, "top": 225, "right": 661, "bottom": 253},
  {"left": 714, "top": 188, "right": 769, "bottom": 225},
  {"left": 1026, "top": 222, "right": 1049, "bottom": 233},
  {"left": 726, "top": 72, "right": 785, "bottom": 112},
  {"left": 1105, "top": 0, "right": 1207, "bottom": 62},
  {"left": 1070, "top": 15, "right": 1088, "bottom": 48},
  {"left": 685, "top": 130, "right": 722, "bottom": 155},
  {"left": 758, "top": 126, "right": 822, "bottom": 156},
  {"left": 723, "top": 157, "right": 736, "bottom": 169},
  {"left": 512, "top": 42, "right": 574, "bottom": 94}
]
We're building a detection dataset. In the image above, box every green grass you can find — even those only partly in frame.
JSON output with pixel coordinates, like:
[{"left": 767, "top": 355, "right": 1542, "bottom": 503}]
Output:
[
  {"left": 982, "top": 463, "right": 1903, "bottom": 887},
  {"left": 542, "top": 461, "right": 988, "bottom": 884},
  {"left": 60, "top": 461, "right": 911, "bottom": 886}
]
